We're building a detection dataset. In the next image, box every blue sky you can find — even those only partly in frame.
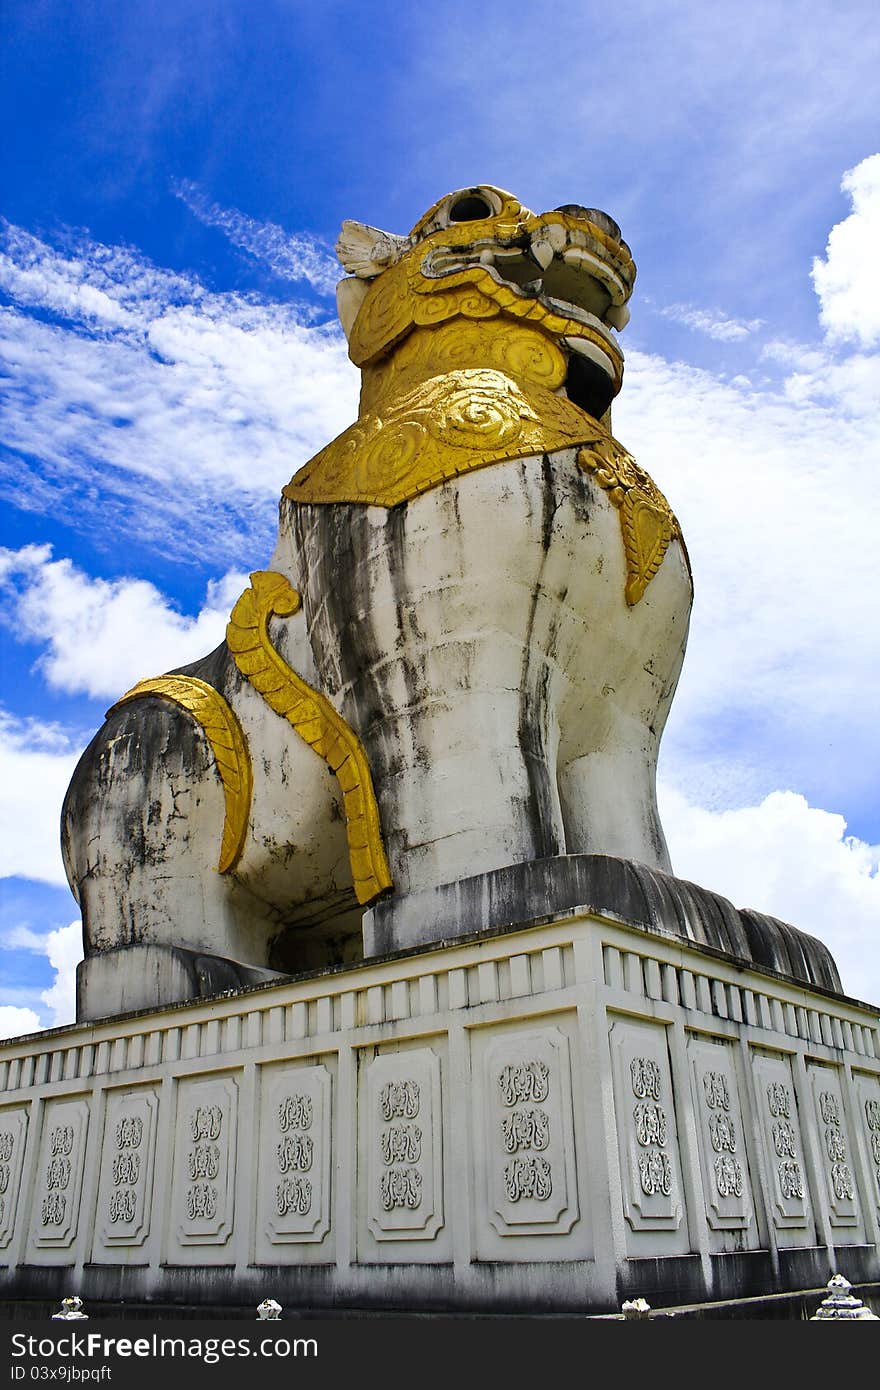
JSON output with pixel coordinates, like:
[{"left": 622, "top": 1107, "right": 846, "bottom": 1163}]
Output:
[{"left": 2, "top": 0, "right": 879, "bottom": 1032}]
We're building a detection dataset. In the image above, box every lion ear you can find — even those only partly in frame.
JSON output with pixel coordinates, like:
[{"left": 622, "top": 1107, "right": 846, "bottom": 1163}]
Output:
[
  {"left": 336, "top": 277, "right": 370, "bottom": 339},
  {"left": 336, "top": 220, "right": 407, "bottom": 277}
]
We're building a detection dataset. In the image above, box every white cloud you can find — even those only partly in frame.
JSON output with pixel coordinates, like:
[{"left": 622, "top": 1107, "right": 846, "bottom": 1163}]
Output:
[
  {"left": 661, "top": 786, "right": 880, "bottom": 1008},
  {"left": 616, "top": 339, "right": 880, "bottom": 822},
  {"left": 1, "top": 544, "right": 248, "bottom": 699},
  {"left": 0, "top": 1006, "right": 41, "bottom": 1040},
  {"left": 0, "top": 712, "right": 82, "bottom": 884},
  {"left": 812, "top": 152, "right": 880, "bottom": 348},
  {"left": 39, "top": 921, "right": 82, "bottom": 1028},
  {"left": 173, "top": 180, "right": 340, "bottom": 296},
  {"left": 659, "top": 302, "right": 765, "bottom": 342},
  {"left": 1, "top": 921, "right": 82, "bottom": 1031},
  {"left": 0, "top": 220, "right": 358, "bottom": 562}
]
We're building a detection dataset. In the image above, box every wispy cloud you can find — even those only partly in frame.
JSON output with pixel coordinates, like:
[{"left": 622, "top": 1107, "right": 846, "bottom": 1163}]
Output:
[
  {"left": 0, "top": 219, "right": 358, "bottom": 562},
  {"left": 658, "top": 301, "right": 765, "bottom": 342},
  {"left": 173, "top": 179, "right": 340, "bottom": 296}
]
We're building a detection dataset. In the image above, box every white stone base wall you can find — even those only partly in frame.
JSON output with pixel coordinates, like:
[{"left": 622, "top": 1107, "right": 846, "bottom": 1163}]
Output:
[{"left": 1, "top": 910, "right": 879, "bottom": 1312}]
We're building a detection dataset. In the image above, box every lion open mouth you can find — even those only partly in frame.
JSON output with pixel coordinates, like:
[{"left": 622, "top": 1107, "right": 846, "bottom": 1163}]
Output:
[{"left": 418, "top": 200, "right": 634, "bottom": 417}]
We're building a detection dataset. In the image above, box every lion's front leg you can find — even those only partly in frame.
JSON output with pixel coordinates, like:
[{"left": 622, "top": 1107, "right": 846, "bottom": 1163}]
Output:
[{"left": 63, "top": 693, "right": 281, "bottom": 1019}]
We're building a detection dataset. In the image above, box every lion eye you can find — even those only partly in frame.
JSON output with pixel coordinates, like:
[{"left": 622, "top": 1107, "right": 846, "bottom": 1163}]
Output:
[{"left": 448, "top": 193, "right": 493, "bottom": 223}]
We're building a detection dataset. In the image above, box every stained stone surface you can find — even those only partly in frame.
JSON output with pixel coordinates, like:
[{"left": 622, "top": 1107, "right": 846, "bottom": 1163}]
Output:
[{"left": 363, "top": 853, "right": 841, "bottom": 991}]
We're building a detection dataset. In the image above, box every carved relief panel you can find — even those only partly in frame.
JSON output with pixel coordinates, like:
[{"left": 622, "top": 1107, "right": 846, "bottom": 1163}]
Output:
[
  {"left": 254, "top": 1063, "right": 332, "bottom": 1262},
  {"left": 854, "top": 1072, "right": 880, "bottom": 1222},
  {"left": 609, "top": 1018, "right": 689, "bottom": 1253},
  {"left": 358, "top": 1046, "right": 448, "bottom": 1262},
  {"left": 91, "top": 1089, "right": 159, "bottom": 1262},
  {"left": 749, "top": 1052, "right": 815, "bottom": 1246},
  {"left": 687, "top": 1038, "right": 757, "bottom": 1242},
  {"left": 0, "top": 1107, "right": 28, "bottom": 1255},
  {"left": 167, "top": 1074, "right": 238, "bottom": 1262},
  {"left": 470, "top": 1024, "right": 583, "bottom": 1260},
  {"left": 27, "top": 1097, "right": 90, "bottom": 1260},
  {"left": 807, "top": 1066, "right": 863, "bottom": 1235}
]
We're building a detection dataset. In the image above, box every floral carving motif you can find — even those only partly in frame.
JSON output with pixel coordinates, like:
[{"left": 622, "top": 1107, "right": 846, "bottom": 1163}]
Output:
[
  {"left": 45, "top": 1157, "right": 71, "bottom": 1190},
  {"left": 108, "top": 1107, "right": 146, "bottom": 1229},
  {"left": 825, "top": 1128, "right": 847, "bottom": 1163},
  {"left": 495, "top": 1054, "right": 555, "bottom": 1213},
  {"left": 818, "top": 1090, "right": 855, "bottom": 1207},
  {"left": 628, "top": 1054, "right": 677, "bottom": 1209},
  {"left": 115, "top": 1117, "right": 143, "bottom": 1149},
  {"left": 633, "top": 1102, "right": 667, "bottom": 1147},
  {"left": 772, "top": 1121, "right": 797, "bottom": 1159},
  {"left": 49, "top": 1125, "right": 73, "bottom": 1157},
  {"left": 638, "top": 1149, "right": 672, "bottom": 1197},
  {"left": 273, "top": 1088, "right": 316, "bottom": 1219},
  {"left": 819, "top": 1092, "right": 840, "bottom": 1126},
  {"left": 187, "top": 1144, "right": 220, "bottom": 1181},
  {"left": 765, "top": 1081, "right": 806, "bottom": 1208},
  {"left": 379, "top": 1080, "right": 420, "bottom": 1121},
  {"left": 0, "top": 1130, "right": 13, "bottom": 1211},
  {"left": 501, "top": 1109, "right": 550, "bottom": 1154},
  {"left": 278, "top": 1095, "right": 313, "bottom": 1133},
  {"left": 376, "top": 1075, "right": 426, "bottom": 1216},
  {"left": 185, "top": 1182, "right": 217, "bottom": 1220},
  {"left": 709, "top": 1113, "right": 737, "bottom": 1155},
  {"left": 831, "top": 1163, "right": 855, "bottom": 1200},
  {"left": 767, "top": 1083, "right": 791, "bottom": 1119},
  {"left": 630, "top": 1057, "right": 661, "bottom": 1101},
  {"left": 497, "top": 1061, "right": 550, "bottom": 1107},
  {"left": 190, "top": 1105, "right": 222, "bottom": 1142},
  {"left": 714, "top": 1155, "right": 744, "bottom": 1198},
  {"left": 109, "top": 1189, "right": 136, "bottom": 1223},
  {"left": 112, "top": 1152, "right": 140, "bottom": 1187},
  {"left": 380, "top": 1125, "right": 422, "bottom": 1165},
  {"left": 184, "top": 1101, "right": 225, "bottom": 1224},
  {"left": 503, "top": 1156, "right": 552, "bottom": 1202},
  {"left": 866, "top": 1099, "right": 880, "bottom": 1131},
  {"left": 276, "top": 1134, "right": 314, "bottom": 1173},
  {"left": 41, "top": 1192, "right": 66, "bottom": 1226},
  {"left": 275, "top": 1176, "right": 313, "bottom": 1216},
  {"left": 380, "top": 1167, "right": 422, "bottom": 1211},
  {"left": 703, "top": 1072, "right": 730, "bottom": 1111},
  {"left": 778, "top": 1159, "right": 804, "bottom": 1200}
]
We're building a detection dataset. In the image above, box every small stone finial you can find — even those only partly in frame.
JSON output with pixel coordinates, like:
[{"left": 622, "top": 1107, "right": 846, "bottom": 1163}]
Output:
[
  {"left": 811, "top": 1273, "right": 879, "bottom": 1320},
  {"left": 256, "top": 1298, "right": 282, "bottom": 1321},
  {"left": 51, "top": 1296, "right": 88, "bottom": 1321},
  {"left": 621, "top": 1297, "right": 651, "bottom": 1320}
]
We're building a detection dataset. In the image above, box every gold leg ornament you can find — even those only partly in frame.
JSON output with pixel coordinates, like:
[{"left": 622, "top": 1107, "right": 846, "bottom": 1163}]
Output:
[
  {"left": 577, "top": 441, "right": 689, "bottom": 606},
  {"left": 107, "top": 676, "right": 252, "bottom": 873},
  {"left": 226, "top": 571, "right": 393, "bottom": 906}
]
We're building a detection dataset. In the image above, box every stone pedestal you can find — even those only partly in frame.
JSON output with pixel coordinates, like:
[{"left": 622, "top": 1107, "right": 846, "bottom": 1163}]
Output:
[{"left": 2, "top": 885, "right": 879, "bottom": 1314}]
